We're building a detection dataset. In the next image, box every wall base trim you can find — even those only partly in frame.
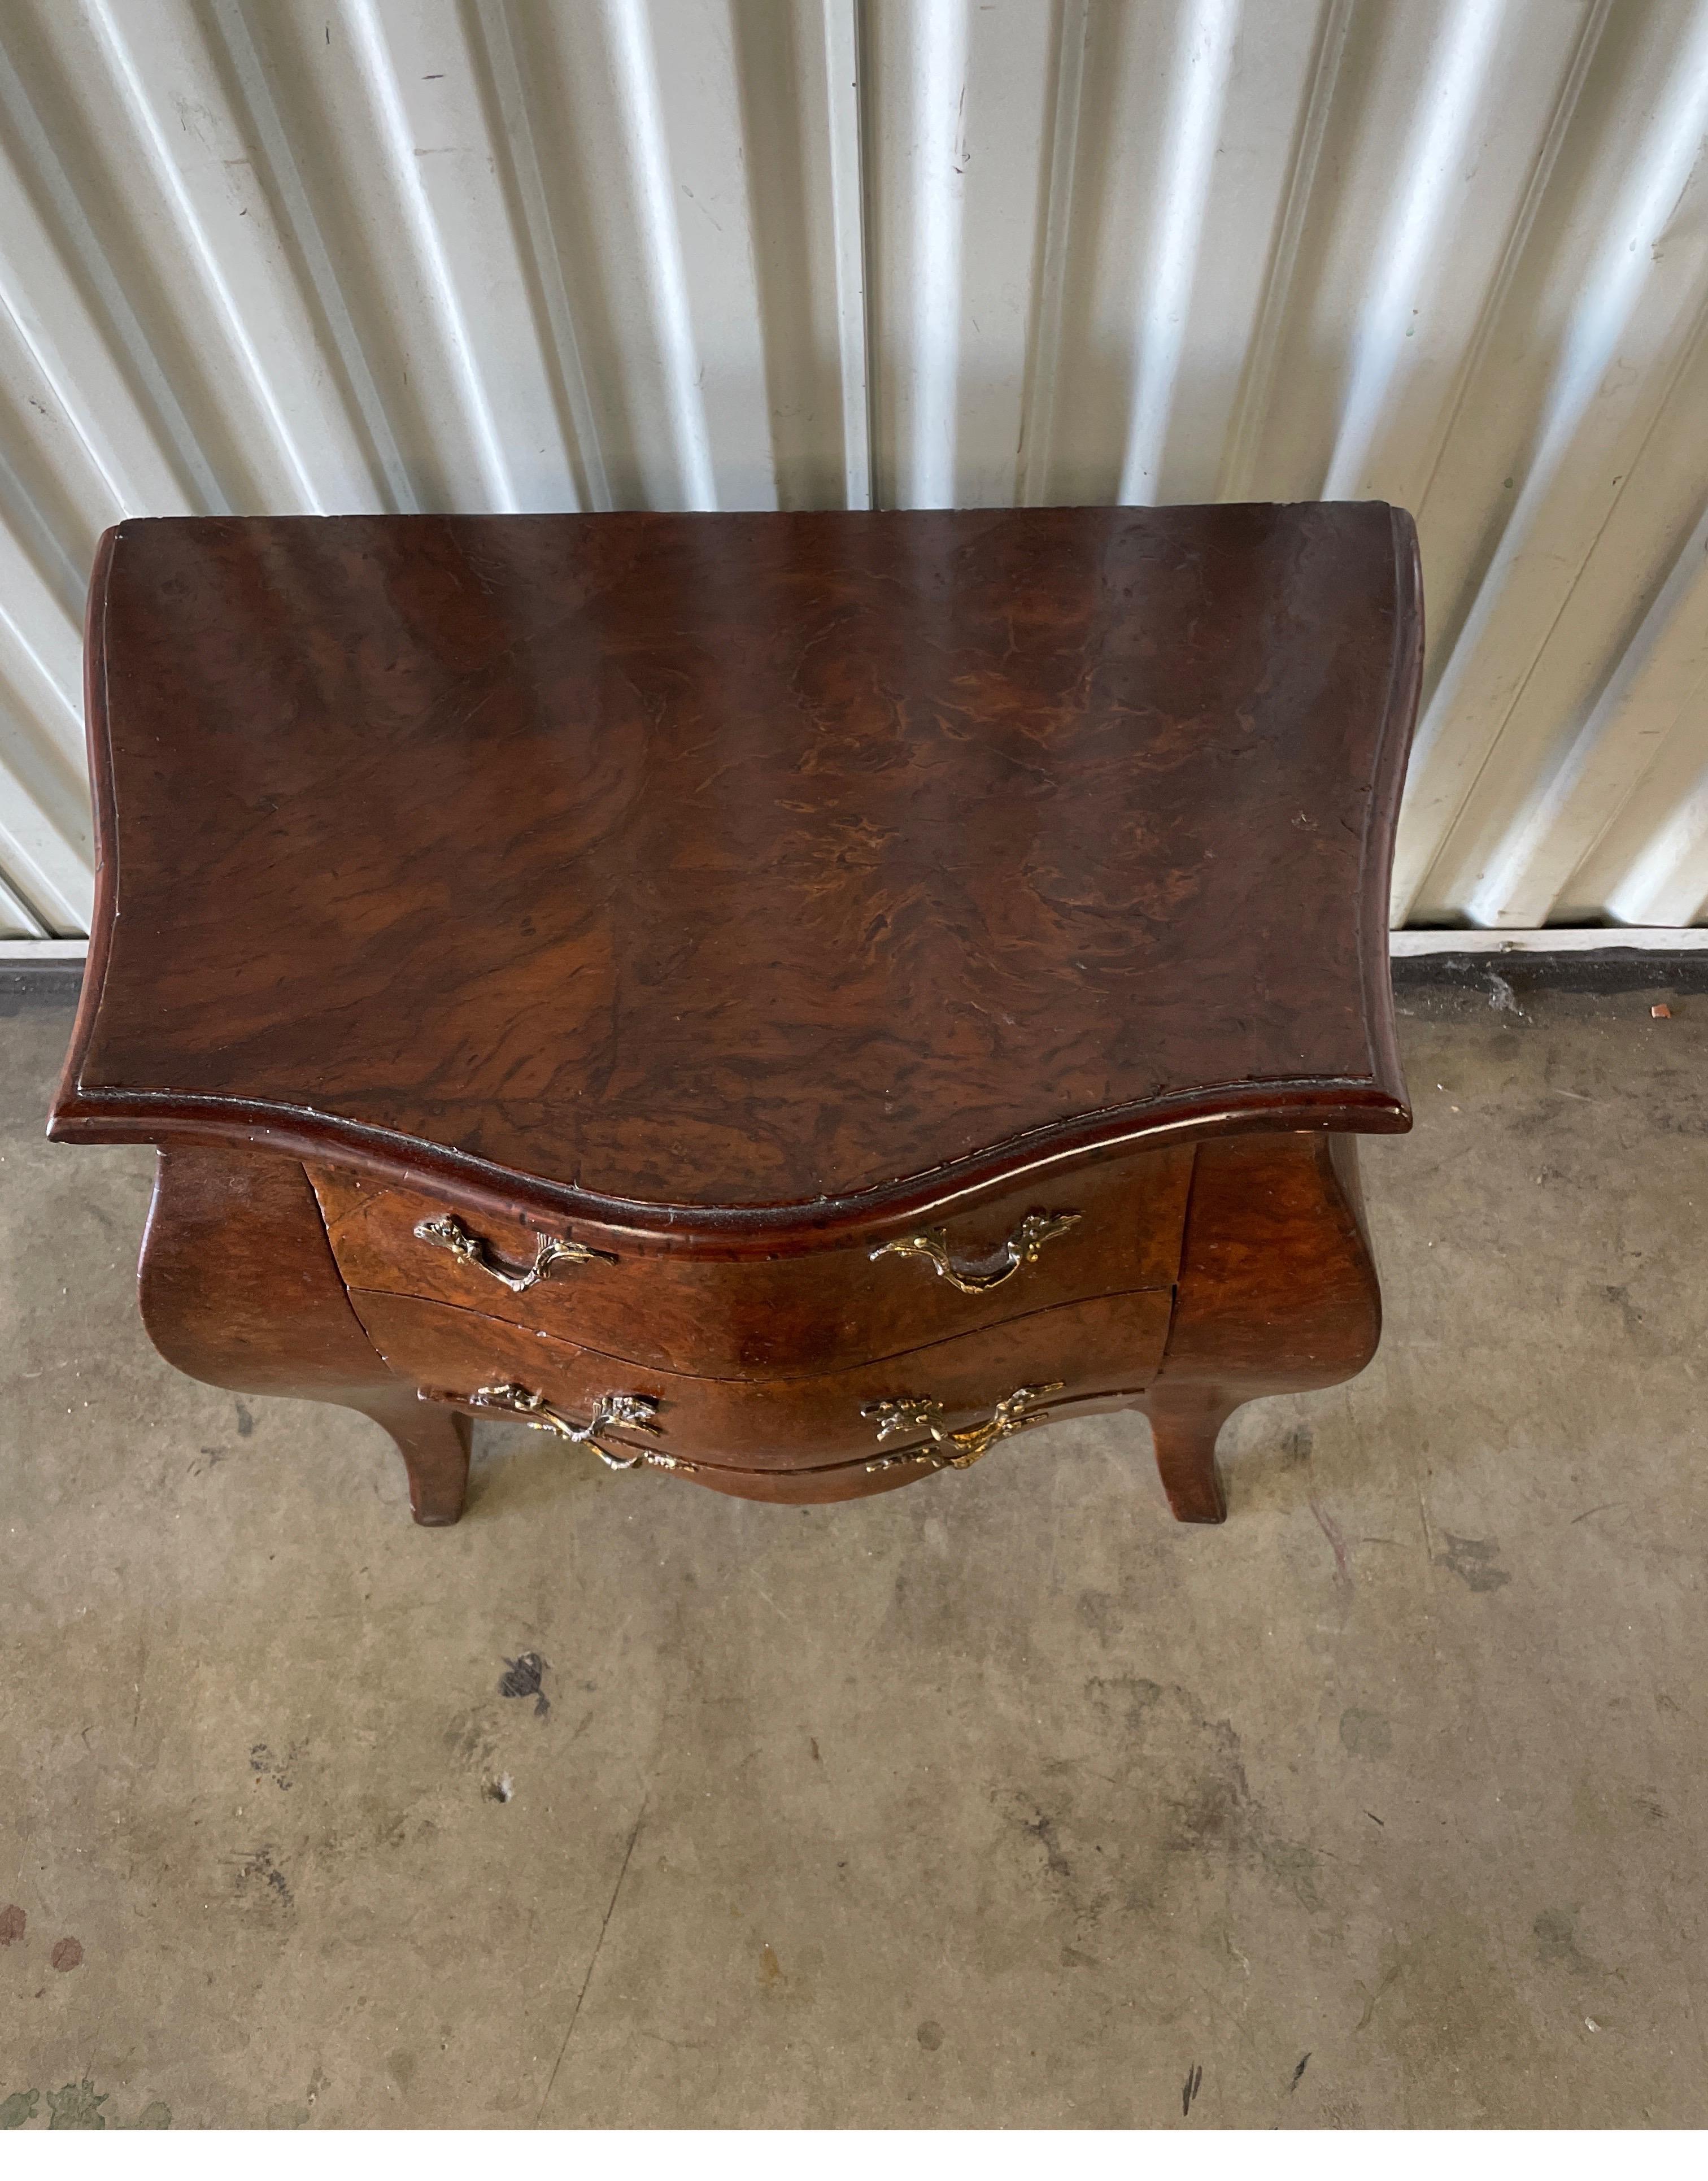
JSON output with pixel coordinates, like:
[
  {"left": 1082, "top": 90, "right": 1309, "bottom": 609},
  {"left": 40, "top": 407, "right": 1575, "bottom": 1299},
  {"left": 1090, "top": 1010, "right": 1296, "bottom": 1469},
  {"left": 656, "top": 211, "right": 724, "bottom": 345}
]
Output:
[{"left": 1391, "top": 928, "right": 1707, "bottom": 954}]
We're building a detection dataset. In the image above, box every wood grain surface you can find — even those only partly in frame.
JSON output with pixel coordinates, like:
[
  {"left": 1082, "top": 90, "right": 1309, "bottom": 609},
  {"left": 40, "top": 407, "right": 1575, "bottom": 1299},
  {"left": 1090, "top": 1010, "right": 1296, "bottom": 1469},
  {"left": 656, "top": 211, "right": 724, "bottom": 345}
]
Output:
[{"left": 53, "top": 506, "right": 1419, "bottom": 1237}]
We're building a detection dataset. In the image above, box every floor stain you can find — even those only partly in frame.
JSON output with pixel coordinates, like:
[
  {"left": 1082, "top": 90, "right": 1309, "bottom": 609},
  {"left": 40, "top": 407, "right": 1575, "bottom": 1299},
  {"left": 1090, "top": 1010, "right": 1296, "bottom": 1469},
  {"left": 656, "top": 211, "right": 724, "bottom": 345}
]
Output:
[
  {"left": 1168, "top": 1752, "right": 1322, "bottom": 1913},
  {"left": 1076, "top": 1589, "right": 1120, "bottom": 1642},
  {"left": 0, "top": 1903, "right": 23, "bottom": 1945},
  {"left": 1354, "top": 1947, "right": 1407, "bottom": 2032},
  {"left": 1083, "top": 1673, "right": 1164, "bottom": 1731},
  {"left": 991, "top": 1677, "right": 1326, "bottom": 1944},
  {"left": 49, "top": 1937, "right": 83, "bottom": 1971},
  {"left": 1359, "top": 1914, "right": 1552, "bottom": 2122},
  {"left": 0, "top": 2082, "right": 169, "bottom": 2132},
  {"left": 1435, "top": 1533, "right": 1512, "bottom": 1592},
  {"left": 498, "top": 1651, "right": 550, "bottom": 1719},
  {"left": 236, "top": 1847, "right": 292, "bottom": 1912},
  {"left": 1339, "top": 1708, "right": 1393, "bottom": 1758},
  {"left": 47, "top": 2081, "right": 106, "bottom": 2130},
  {"left": 1310, "top": 1497, "right": 1354, "bottom": 1590},
  {"left": 1017, "top": 1806, "right": 1073, "bottom": 1881},
  {"left": 249, "top": 1742, "right": 298, "bottom": 1790},
  {"left": 1533, "top": 1906, "right": 1602, "bottom": 1975}
]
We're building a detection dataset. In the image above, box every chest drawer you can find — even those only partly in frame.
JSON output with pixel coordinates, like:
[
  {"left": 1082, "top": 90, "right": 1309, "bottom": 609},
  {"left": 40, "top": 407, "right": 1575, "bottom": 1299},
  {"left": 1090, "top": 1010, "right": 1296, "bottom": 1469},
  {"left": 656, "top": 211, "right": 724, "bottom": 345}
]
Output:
[
  {"left": 308, "top": 1146, "right": 1192, "bottom": 1378},
  {"left": 347, "top": 1282, "right": 1175, "bottom": 1476}
]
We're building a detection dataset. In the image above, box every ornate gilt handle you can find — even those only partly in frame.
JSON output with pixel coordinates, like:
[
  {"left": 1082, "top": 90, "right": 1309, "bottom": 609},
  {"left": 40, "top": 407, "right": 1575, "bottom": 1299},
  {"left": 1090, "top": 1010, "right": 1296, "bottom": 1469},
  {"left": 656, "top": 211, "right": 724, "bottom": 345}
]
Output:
[
  {"left": 421, "top": 1381, "right": 694, "bottom": 1473},
  {"left": 414, "top": 1212, "right": 616, "bottom": 1295},
  {"left": 869, "top": 1210, "right": 1081, "bottom": 1295},
  {"left": 860, "top": 1381, "right": 1066, "bottom": 1473}
]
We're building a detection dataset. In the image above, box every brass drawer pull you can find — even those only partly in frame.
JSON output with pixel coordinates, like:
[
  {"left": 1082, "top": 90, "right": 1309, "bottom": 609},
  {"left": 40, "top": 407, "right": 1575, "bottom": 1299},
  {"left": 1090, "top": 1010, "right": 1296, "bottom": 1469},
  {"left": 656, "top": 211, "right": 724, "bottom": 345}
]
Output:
[
  {"left": 860, "top": 1381, "right": 1065, "bottom": 1473},
  {"left": 414, "top": 1212, "right": 616, "bottom": 1295},
  {"left": 422, "top": 1381, "right": 693, "bottom": 1473},
  {"left": 869, "top": 1210, "right": 1080, "bottom": 1294}
]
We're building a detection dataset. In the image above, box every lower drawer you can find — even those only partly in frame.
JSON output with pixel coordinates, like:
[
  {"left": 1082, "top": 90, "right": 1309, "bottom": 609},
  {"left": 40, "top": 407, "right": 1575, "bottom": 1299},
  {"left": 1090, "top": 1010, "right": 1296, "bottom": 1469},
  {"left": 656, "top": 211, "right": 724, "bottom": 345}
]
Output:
[
  {"left": 348, "top": 1285, "right": 1174, "bottom": 1475},
  {"left": 652, "top": 1386, "right": 1163, "bottom": 1504}
]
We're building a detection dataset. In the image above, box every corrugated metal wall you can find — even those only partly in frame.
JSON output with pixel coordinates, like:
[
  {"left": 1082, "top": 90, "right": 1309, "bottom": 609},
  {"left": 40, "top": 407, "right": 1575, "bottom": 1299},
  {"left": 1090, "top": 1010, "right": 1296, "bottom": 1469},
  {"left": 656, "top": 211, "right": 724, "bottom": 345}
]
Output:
[{"left": 1, "top": 0, "right": 1706, "bottom": 943}]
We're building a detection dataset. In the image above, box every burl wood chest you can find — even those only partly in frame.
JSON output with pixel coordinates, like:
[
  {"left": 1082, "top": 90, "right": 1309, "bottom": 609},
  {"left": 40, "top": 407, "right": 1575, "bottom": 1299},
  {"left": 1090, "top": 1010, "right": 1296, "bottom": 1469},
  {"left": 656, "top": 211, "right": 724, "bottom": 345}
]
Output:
[{"left": 50, "top": 505, "right": 1420, "bottom": 1528}]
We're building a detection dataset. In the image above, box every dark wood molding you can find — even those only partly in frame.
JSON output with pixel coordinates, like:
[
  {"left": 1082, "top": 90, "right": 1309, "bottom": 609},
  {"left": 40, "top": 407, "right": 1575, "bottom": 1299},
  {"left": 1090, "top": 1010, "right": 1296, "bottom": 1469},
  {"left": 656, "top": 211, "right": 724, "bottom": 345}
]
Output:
[{"left": 51, "top": 506, "right": 1417, "bottom": 1240}]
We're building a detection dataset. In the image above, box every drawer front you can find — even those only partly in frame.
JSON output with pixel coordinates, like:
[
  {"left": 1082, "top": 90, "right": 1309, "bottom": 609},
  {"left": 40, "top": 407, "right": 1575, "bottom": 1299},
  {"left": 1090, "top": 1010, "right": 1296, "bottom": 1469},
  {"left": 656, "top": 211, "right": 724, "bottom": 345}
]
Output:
[
  {"left": 347, "top": 1285, "right": 1174, "bottom": 1474},
  {"left": 308, "top": 1145, "right": 1192, "bottom": 1378},
  {"left": 652, "top": 1386, "right": 1161, "bottom": 1505}
]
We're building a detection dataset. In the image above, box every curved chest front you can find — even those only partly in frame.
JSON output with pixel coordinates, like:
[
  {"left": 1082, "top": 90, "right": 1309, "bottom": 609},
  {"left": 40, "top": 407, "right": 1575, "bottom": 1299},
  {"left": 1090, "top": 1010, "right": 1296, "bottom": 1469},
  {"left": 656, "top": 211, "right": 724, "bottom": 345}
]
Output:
[
  {"left": 133, "top": 1129, "right": 1382, "bottom": 1525},
  {"left": 304, "top": 1145, "right": 1193, "bottom": 1495}
]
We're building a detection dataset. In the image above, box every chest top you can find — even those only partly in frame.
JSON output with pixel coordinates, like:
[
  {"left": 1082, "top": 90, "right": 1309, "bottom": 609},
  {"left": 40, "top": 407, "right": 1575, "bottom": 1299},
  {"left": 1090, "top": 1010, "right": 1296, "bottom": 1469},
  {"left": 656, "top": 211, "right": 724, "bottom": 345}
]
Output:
[{"left": 52, "top": 504, "right": 1419, "bottom": 1236}]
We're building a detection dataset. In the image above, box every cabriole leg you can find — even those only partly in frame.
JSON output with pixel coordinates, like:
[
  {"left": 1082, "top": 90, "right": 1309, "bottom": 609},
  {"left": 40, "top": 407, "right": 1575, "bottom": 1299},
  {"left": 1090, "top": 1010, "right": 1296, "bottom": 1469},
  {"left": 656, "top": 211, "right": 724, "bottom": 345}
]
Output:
[
  {"left": 1140, "top": 1133, "right": 1384, "bottom": 1524},
  {"left": 1138, "top": 1383, "right": 1234, "bottom": 1524},
  {"left": 354, "top": 1392, "right": 470, "bottom": 1526},
  {"left": 137, "top": 1146, "right": 469, "bottom": 1527}
]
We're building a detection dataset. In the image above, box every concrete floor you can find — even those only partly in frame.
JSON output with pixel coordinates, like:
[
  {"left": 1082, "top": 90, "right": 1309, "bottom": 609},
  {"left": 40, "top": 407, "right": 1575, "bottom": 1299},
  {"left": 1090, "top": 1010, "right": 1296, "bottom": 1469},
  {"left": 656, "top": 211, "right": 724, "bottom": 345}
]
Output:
[{"left": 1, "top": 977, "right": 1704, "bottom": 2130}]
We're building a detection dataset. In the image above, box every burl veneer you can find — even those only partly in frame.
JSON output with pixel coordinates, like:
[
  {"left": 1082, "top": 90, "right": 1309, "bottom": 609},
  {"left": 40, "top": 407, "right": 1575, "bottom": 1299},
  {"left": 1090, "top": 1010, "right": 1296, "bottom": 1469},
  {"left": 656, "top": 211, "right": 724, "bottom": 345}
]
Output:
[{"left": 50, "top": 504, "right": 1419, "bottom": 1528}]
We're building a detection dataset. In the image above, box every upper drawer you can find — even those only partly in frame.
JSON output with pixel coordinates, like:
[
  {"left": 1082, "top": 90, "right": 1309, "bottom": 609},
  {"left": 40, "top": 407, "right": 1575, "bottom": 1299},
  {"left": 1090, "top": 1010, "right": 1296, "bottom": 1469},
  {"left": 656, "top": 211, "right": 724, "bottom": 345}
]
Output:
[{"left": 306, "top": 1145, "right": 1193, "bottom": 1378}]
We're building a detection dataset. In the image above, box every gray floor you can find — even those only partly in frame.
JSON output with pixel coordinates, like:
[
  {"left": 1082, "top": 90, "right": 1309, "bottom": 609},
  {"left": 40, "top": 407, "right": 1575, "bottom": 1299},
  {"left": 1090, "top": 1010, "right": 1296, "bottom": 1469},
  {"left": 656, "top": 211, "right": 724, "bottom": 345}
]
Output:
[{"left": 1, "top": 977, "right": 1703, "bottom": 2131}]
